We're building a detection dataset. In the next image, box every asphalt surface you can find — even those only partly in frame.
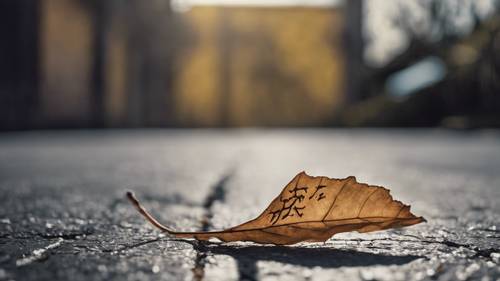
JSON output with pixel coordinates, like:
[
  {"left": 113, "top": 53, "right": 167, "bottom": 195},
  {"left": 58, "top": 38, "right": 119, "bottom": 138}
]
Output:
[{"left": 0, "top": 129, "right": 499, "bottom": 281}]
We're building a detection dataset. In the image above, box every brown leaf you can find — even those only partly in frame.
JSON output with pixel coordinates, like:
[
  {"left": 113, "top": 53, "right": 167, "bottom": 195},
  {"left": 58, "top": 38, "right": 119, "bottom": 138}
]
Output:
[{"left": 127, "top": 172, "right": 425, "bottom": 245}]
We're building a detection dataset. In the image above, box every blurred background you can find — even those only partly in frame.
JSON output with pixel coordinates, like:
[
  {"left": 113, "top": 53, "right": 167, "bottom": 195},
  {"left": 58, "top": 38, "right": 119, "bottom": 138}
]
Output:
[{"left": 1, "top": 0, "right": 500, "bottom": 130}]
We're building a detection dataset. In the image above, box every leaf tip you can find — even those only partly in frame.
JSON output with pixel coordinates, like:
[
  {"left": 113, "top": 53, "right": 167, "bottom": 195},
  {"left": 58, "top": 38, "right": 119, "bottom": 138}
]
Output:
[
  {"left": 126, "top": 191, "right": 143, "bottom": 212},
  {"left": 126, "top": 191, "right": 137, "bottom": 203}
]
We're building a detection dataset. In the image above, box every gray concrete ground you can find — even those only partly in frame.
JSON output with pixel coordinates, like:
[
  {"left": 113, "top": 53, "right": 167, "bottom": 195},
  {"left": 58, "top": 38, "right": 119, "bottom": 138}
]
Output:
[{"left": 0, "top": 129, "right": 499, "bottom": 281}]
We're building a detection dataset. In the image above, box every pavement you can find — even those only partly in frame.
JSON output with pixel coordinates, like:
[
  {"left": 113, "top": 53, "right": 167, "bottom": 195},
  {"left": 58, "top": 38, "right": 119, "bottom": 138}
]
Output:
[{"left": 0, "top": 129, "right": 499, "bottom": 281}]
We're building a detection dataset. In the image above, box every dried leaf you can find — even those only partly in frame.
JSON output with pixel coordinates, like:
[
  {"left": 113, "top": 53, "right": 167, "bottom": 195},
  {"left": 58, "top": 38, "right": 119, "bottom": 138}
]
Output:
[{"left": 127, "top": 172, "right": 425, "bottom": 245}]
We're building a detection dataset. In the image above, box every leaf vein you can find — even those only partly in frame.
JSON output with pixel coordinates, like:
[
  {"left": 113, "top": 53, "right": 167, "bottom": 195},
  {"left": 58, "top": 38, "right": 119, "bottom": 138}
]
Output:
[
  {"left": 357, "top": 188, "right": 378, "bottom": 217},
  {"left": 211, "top": 216, "right": 421, "bottom": 235},
  {"left": 321, "top": 180, "right": 349, "bottom": 221}
]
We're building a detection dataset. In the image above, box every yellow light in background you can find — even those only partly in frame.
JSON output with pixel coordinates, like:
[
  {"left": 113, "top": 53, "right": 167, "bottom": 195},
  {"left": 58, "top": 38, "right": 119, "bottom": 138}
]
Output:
[{"left": 174, "top": 6, "right": 346, "bottom": 126}]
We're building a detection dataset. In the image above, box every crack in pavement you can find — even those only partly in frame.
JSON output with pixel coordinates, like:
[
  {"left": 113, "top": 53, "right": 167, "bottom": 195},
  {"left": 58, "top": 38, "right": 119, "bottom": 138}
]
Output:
[
  {"left": 192, "top": 171, "right": 233, "bottom": 281},
  {"left": 101, "top": 237, "right": 164, "bottom": 254},
  {"left": 15, "top": 238, "right": 64, "bottom": 267}
]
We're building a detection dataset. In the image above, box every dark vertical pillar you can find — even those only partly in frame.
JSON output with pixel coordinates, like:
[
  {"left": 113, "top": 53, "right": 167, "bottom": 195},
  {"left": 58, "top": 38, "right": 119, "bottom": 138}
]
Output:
[
  {"left": 345, "top": 0, "right": 364, "bottom": 103},
  {"left": 143, "top": 1, "right": 175, "bottom": 127},
  {"left": 0, "top": 0, "right": 39, "bottom": 130},
  {"left": 90, "top": 0, "right": 109, "bottom": 128},
  {"left": 126, "top": 41, "right": 145, "bottom": 127},
  {"left": 122, "top": 0, "right": 175, "bottom": 127}
]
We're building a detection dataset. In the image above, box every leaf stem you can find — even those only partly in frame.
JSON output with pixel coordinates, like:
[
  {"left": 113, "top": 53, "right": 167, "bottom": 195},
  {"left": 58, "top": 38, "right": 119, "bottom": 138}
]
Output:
[{"left": 126, "top": 191, "right": 178, "bottom": 234}]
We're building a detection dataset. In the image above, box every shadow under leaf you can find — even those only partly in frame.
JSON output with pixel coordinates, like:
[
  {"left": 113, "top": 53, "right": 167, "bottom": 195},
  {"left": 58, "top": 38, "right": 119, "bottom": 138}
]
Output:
[{"left": 183, "top": 240, "right": 423, "bottom": 281}]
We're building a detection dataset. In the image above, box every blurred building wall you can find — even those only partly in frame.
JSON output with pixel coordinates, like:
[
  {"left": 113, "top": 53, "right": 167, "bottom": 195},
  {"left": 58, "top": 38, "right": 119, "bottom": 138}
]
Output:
[
  {"left": 39, "top": 0, "right": 94, "bottom": 127},
  {"left": 175, "top": 6, "right": 346, "bottom": 127},
  {"left": 103, "top": 15, "right": 128, "bottom": 127},
  {"left": 32, "top": 0, "right": 176, "bottom": 128},
  {"left": 0, "top": 1, "right": 347, "bottom": 129}
]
